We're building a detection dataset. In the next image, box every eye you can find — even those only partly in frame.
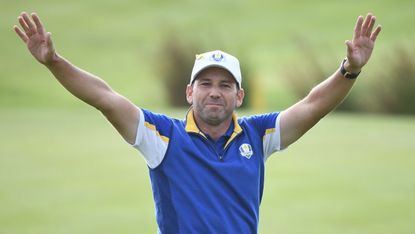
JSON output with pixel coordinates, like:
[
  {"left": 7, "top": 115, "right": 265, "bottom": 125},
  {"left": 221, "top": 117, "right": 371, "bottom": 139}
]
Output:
[
  {"left": 198, "top": 81, "right": 212, "bottom": 88},
  {"left": 221, "top": 83, "right": 232, "bottom": 88}
]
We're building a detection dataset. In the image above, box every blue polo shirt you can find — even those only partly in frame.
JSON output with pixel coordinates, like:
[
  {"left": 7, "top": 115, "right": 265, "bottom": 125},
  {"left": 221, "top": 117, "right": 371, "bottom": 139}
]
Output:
[
  {"left": 132, "top": 108, "right": 282, "bottom": 234},
  {"left": 204, "top": 121, "right": 234, "bottom": 157}
]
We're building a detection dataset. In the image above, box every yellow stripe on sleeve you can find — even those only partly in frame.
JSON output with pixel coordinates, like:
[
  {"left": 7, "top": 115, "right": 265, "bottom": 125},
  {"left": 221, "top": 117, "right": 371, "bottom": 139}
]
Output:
[
  {"left": 263, "top": 128, "right": 276, "bottom": 140},
  {"left": 144, "top": 122, "right": 170, "bottom": 143}
]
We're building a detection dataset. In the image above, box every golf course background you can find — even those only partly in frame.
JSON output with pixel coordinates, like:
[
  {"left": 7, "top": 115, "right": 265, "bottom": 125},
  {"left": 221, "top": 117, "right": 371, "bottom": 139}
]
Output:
[{"left": 1, "top": 0, "right": 415, "bottom": 233}]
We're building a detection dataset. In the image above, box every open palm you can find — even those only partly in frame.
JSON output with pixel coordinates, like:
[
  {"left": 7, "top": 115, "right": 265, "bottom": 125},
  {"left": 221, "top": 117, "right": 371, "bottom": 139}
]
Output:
[
  {"left": 14, "top": 12, "right": 55, "bottom": 65},
  {"left": 345, "top": 13, "right": 382, "bottom": 71}
]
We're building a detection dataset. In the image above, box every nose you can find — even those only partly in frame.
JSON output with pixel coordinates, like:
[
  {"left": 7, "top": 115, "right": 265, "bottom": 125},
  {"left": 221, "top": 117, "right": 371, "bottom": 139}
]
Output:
[{"left": 208, "top": 87, "right": 221, "bottom": 99}]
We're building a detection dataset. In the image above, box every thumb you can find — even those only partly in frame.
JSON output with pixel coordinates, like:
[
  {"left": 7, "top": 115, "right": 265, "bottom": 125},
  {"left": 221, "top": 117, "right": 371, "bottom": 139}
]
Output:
[
  {"left": 46, "top": 32, "right": 54, "bottom": 48},
  {"left": 345, "top": 40, "right": 354, "bottom": 57}
]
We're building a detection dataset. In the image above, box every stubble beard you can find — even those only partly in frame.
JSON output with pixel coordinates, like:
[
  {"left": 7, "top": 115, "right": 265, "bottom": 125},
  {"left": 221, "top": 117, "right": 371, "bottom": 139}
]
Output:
[{"left": 195, "top": 104, "right": 233, "bottom": 126}]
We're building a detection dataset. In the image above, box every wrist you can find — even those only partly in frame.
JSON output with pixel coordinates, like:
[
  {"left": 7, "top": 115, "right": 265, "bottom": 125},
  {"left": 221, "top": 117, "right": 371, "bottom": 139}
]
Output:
[
  {"left": 44, "top": 52, "right": 62, "bottom": 68},
  {"left": 344, "top": 59, "right": 362, "bottom": 74},
  {"left": 340, "top": 58, "right": 361, "bottom": 79}
]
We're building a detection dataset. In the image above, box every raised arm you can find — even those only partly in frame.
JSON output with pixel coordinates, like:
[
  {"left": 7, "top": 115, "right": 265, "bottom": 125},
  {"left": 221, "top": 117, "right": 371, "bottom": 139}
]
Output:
[
  {"left": 14, "top": 12, "right": 139, "bottom": 144},
  {"left": 279, "top": 13, "right": 381, "bottom": 148}
]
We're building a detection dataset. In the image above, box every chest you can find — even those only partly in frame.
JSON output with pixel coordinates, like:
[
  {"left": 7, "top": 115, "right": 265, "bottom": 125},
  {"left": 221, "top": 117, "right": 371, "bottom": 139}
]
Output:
[{"left": 161, "top": 129, "right": 264, "bottom": 183}]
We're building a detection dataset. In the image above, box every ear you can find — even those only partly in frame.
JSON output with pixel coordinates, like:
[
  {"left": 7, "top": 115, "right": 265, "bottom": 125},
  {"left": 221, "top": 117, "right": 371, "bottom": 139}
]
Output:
[
  {"left": 236, "top": 88, "right": 245, "bottom": 108},
  {"left": 186, "top": 84, "right": 193, "bottom": 105}
]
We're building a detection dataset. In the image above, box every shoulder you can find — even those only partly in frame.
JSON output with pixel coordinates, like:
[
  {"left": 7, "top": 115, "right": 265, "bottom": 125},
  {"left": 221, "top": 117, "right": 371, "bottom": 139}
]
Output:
[
  {"left": 239, "top": 112, "right": 280, "bottom": 129},
  {"left": 139, "top": 108, "right": 181, "bottom": 137}
]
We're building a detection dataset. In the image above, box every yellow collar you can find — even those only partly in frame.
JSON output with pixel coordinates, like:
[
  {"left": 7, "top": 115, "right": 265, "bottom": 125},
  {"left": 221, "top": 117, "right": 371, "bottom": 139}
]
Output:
[{"left": 185, "top": 109, "right": 243, "bottom": 148}]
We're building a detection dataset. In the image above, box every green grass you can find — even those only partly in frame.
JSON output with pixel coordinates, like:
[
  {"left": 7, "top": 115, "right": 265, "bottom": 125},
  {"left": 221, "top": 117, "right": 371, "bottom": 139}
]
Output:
[
  {"left": 1, "top": 1, "right": 415, "bottom": 233},
  {"left": 1, "top": 108, "right": 414, "bottom": 234}
]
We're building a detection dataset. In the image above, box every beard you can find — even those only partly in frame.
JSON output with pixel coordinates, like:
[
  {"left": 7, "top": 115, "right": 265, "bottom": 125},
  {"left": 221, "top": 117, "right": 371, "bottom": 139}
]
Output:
[{"left": 194, "top": 102, "right": 234, "bottom": 126}]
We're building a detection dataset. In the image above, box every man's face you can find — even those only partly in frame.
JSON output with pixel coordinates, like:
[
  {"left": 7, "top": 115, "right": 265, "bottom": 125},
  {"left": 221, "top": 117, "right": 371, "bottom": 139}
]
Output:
[{"left": 186, "top": 67, "right": 244, "bottom": 126}]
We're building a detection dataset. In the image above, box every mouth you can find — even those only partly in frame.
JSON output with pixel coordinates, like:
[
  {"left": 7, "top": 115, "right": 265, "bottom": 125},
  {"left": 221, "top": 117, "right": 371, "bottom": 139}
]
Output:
[{"left": 205, "top": 103, "right": 224, "bottom": 107}]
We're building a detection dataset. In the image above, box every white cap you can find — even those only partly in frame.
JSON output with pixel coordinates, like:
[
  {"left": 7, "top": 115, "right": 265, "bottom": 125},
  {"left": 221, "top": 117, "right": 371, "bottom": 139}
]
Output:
[{"left": 190, "top": 50, "right": 242, "bottom": 88}]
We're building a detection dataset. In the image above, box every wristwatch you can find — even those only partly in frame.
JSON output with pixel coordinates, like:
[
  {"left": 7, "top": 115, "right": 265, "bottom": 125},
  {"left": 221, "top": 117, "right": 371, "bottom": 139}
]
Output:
[{"left": 340, "top": 58, "right": 360, "bottom": 79}]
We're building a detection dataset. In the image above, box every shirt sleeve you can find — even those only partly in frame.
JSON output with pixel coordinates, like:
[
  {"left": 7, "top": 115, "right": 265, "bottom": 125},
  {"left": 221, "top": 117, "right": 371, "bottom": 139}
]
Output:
[
  {"left": 243, "top": 112, "right": 282, "bottom": 161},
  {"left": 262, "top": 113, "right": 282, "bottom": 161},
  {"left": 131, "top": 108, "right": 173, "bottom": 169}
]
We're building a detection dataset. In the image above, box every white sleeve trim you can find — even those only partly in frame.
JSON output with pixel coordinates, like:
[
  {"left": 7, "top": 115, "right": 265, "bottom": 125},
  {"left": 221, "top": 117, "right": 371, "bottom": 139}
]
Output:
[
  {"left": 131, "top": 108, "right": 169, "bottom": 169},
  {"left": 133, "top": 107, "right": 145, "bottom": 146},
  {"left": 263, "top": 113, "right": 282, "bottom": 161}
]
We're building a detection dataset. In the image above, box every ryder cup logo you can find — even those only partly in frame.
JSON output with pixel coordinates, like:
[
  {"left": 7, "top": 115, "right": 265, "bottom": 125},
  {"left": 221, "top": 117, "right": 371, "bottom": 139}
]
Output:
[
  {"left": 239, "top": 143, "right": 253, "bottom": 159},
  {"left": 211, "top": 52, "right": 224, "bottom": 62}
]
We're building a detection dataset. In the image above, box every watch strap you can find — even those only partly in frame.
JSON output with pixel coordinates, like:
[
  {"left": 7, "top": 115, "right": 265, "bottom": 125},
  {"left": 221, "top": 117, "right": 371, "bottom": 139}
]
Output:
[{"left": 340, "top": 58, "right": 360, "bottom": 79}]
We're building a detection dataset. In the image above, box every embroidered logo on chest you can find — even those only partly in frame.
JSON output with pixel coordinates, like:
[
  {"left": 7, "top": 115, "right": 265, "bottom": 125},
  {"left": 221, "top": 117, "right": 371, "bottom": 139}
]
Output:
[{"left": 239, "top": 143, "right": 253, "bottom": 159}]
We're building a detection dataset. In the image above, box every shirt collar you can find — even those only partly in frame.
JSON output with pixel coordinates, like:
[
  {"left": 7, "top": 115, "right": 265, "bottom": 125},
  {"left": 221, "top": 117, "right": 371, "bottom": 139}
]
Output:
[
  {"left": 184, "top": 108, "right": 243, "bottom": 148},
  {"left": 223, "top": 120, "right": 235, "bottom": 138}
]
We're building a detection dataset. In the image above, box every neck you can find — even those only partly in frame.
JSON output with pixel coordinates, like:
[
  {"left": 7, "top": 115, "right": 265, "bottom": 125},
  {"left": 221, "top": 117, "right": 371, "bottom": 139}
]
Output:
[{"left": 193, "top": 114, "right": 233, "bottom": 141}]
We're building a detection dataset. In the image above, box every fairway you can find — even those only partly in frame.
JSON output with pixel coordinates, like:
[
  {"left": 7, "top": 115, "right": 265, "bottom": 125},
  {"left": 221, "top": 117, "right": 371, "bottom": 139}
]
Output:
[{"left": 0, "top": 108, "right": 414, "bottom": 234}]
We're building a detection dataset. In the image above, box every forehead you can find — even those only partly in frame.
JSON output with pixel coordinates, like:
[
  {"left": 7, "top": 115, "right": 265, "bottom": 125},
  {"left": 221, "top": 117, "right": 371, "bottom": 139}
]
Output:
[{"left": 195, "top": 67, "right": 237, "bottom": 84}]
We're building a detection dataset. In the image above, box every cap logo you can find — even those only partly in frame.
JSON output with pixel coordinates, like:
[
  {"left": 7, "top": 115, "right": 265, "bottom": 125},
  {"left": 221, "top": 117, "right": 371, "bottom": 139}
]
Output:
[{"left": 211, "top": 52, "right": 224, "bottom": 62}]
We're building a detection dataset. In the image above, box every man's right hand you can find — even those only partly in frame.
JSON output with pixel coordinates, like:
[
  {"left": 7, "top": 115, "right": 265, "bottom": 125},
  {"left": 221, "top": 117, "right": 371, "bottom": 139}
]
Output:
[
  {"left": 14, "top": 12, "right": 56, "bottom": 66},
  {"left": 13, "top": 12, "right": 140, "bottom": 145}
]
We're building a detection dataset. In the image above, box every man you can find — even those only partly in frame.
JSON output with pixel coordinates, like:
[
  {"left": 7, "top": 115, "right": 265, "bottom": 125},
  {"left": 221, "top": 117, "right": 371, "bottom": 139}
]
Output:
[{"left": 14, "top": 12, "right": 381, "bottom": 233}]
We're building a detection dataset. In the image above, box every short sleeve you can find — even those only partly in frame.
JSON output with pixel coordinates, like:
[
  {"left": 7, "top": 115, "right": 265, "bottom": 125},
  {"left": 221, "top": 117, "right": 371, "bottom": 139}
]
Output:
[
  {"left": 131, "top": 108, "right": 173, "bottom": 169},
  {"left": 243, "top": 112, "right": 282, "bottom": 161},
  {"left": 262, "top": 113, "right": 282, "bottom": 160}
]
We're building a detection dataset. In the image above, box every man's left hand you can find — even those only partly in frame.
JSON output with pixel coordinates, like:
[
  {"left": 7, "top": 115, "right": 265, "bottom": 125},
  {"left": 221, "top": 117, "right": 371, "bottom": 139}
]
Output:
[{"left": 345, "top": 13, "right": 382, "bottom": 73}]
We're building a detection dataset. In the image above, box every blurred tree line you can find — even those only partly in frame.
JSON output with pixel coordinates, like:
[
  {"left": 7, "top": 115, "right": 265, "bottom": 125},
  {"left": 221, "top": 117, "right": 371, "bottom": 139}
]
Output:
[
  {"left": 284, "top": 40, "right": 415, "bottom": 115},
  {"left": 158, "top": 34, "right": 415, "bottom": 115}
]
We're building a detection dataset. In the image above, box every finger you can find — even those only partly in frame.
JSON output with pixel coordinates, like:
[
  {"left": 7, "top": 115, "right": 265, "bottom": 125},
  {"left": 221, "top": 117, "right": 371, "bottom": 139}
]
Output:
[
  {"left": 18, "top": 16, "right": 30, "bottom": 34},
  {"left": 361, "top": 13, "right": 372, "bottom": 36},
  {"left": 21, "top": 12, "right": 37, "bottom": 34},
  {"left": 366, "top": 16, "right": 376, "bottom": 37},
  {"left": 370, "top": 25, "right": 382, "bottom": 42},
  {"left": 13, "top": 25, "right": 29, "bottom": 43},
  {"left": 353, "top": 15, "right": 364, "bottom": 40},
  {"left": 31, "top": 13, "right": 45, "bottom": 35}
]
